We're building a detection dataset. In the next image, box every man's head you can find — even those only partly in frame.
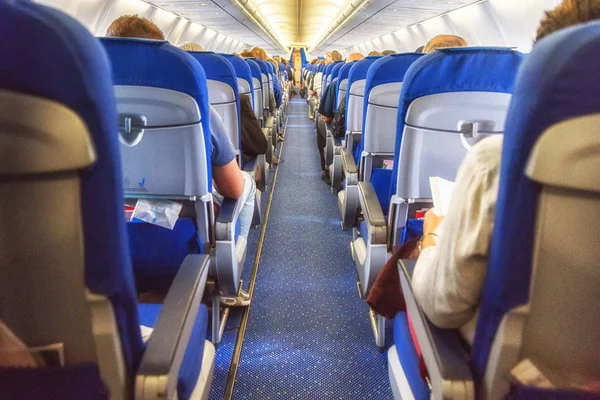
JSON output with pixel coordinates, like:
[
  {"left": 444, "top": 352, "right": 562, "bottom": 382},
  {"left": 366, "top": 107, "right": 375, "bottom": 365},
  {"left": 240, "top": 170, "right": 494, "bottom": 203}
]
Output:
[
  {"left": 345, "top": 52, "right": 365, "bottom": 62},
  {"left": 368, "top": 51, "right": 381, "bottom": 56},
  {"left": 382, "top": 50, "right": 396, "bottom": 56},
  {"left": 310, "top": 58, "right": 318, "bottom": 65},
  {"left": 179, "top": 42, "right": 203, "bottom": 51},
  {"left": 106, "top": 15, "right": 165, "bottom": 40},
  {"left": 414, "top": 45, "right": 425, "bottom": 53},
  {"left": 423, "top": 35, "right": 468, "bottom": 53},
  {"left": 536, "top": 0, "right": 600, "bottom": 42}
]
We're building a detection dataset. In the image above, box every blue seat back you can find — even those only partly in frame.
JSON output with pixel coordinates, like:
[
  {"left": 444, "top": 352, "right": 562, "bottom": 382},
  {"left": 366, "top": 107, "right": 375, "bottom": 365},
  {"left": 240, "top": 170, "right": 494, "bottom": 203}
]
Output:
[
  {"left": 189, "top": 51, "right": 241, "bottom": 152},
  {"left": 473, "top": 23, "right": 600, "bottom": 393},
  {"left": 245, "top": 58, "right": 263, "bottom": 118},
  {"left": 336, "top": 61, "right": 357, "bottom": 108},
  {"left": 391, "top": 48, "right": 524, "bottom": 202},
  {"left": 345, "top": 56, "right": 382, "bottom": 144},
  {"left": 358, "top": 54, "right": 423, "bottom": 177},
  {"left": 0, "top": 0, "right": 143, "bottom": 378},
  {"left": 222, "top": 53, "right": 254, "bottom": 107},
  {"left": 253, "top": 58, "right": 271, "bottom": 111}
]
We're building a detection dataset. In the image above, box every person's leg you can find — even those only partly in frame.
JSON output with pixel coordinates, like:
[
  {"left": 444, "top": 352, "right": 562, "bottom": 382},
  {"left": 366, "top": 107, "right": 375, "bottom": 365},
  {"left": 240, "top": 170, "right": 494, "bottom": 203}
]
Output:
[{"left": 237, "top": 171, "right": 257, "bottom": 239}]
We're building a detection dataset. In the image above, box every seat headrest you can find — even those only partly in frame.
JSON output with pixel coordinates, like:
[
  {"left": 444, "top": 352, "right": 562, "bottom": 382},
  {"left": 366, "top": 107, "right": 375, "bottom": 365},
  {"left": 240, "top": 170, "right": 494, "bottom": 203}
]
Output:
[
  {"left": 365, "top": 53, "right": 423, "bottom": 94},
  {"left": 347, "top": 56, "right": 383, "bottom": 87},
  {"left": 390, "top": 47, "right": 524, "bottom": 197},
  {"left": 189, "top": 51, "right": 238, "bottom": 96},
  {"left": 331, "top": 62, "right": 344, "bottom": 80},
  {"left": 245, "top": 58, "right": 262, "bottom": 83},
  {"left": 0, "top": 0, "right": 143, "bottom": 372},
  {"left": 338, "top": 61, "right": 357, "bottom": 83},
  {"left": 222, "top": 54, "right": 253, "bottom": 91},
  {"left": 472, "top": 22, "right": 600, "bottom": 379}
]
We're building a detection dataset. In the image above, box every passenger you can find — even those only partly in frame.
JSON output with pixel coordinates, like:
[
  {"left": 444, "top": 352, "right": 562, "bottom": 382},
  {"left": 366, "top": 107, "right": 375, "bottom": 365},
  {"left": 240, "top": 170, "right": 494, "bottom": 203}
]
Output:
[
  {"left": 367, "top": 0, "right": 600, "bottom": 336},
  {"left": 423, "top": 34, "right": 468, "bottom": 53},
  {"left": 381, "top": 49, "right": 396, "bottom": 56},
  {"left": 107, "top": 16, "right": 256, "bottom": 306},
  {"left": 106, "top": 14, "right": 165, "bottom": 39},
  {"left": 368, "top": 50, "right": 381, "bottom": 56},
  {"left": 179, "top": 42, "right": 203, "bottom": 51},
  {"left": 415, "top": 45, "right": 425, "bottom": 53},
  {"left": 330, "top": 53, "right": 365, "bottom": 140}
]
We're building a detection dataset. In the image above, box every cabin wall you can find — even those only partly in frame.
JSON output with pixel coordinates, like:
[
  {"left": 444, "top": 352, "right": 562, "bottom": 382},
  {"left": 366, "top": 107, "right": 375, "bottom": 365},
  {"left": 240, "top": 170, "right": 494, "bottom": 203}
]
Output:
[
  {"left": 34, "top": 0, "right": 247, "bottom": 53},
  {"left": 344, "top": 0, "right": 561, "bottom": 55}
]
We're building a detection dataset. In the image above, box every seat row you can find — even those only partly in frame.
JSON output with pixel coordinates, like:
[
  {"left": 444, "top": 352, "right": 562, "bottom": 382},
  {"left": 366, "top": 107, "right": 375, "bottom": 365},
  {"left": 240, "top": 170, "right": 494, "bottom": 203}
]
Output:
[
  {"left": 303, "top": 24, "right": 600, "bottom": 400},
  {"left": 0, "top": 1, "right": 288, "bottom": 399}
]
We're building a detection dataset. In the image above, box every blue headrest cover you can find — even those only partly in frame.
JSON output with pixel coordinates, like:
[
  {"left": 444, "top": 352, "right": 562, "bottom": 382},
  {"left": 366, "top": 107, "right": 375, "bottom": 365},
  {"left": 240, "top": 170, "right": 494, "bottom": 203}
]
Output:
[
  {"left": 358, "top": 53, "right": 424, "bottom": 157},
  {"left": 0, "top": 2, "right": 144, "bottom": 372},
  {"left": 101, "top": 37, "right": 213, "bottom": 190},
  {"left": 278, "top": 62, "right": 285, "bottom": 72},
  {"left": 245, "top": 58, "right": 262, "bottom": 85},
  {"left": 221, "top": 54, "right": 253, "bottom": 92},
  {"left": 190, "top": 52, "right": 238, "bottom": 96},
  {"left": 189, "top": 52, "right": 241, "bottom": 140},
  {"left": 331, "top": 62, "right": 344, "bottom": 81},
  {"left": 472, "top": 23, "right": 600, "bottom": 380},
  {"left": 390, "top": 47, "right": 524, "bottom": 198},
  {"left": 338, "top": 61, "right": 356, "bottom": 83},
  {"left": 345, "top": 56, "right": 382, "bottom": 107}
]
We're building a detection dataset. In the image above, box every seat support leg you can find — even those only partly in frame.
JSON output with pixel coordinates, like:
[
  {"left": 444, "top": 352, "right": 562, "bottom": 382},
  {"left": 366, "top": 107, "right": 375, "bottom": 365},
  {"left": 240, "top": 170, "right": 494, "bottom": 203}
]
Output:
[{"left": 370, "top": 308, "right": 386, "bottom": 352}]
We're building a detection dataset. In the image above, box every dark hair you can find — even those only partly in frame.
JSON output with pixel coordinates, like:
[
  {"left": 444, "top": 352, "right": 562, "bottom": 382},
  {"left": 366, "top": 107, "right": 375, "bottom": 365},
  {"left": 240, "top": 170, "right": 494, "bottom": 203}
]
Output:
[{"left": 536, "top": 0, "right": 600, "bottom": 42}]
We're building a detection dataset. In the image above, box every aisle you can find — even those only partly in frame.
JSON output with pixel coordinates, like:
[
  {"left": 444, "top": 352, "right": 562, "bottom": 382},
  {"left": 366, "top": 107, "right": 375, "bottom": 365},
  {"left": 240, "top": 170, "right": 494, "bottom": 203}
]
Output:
[{"left": 231, "top": 97, "right": 393, "bottom": 399}]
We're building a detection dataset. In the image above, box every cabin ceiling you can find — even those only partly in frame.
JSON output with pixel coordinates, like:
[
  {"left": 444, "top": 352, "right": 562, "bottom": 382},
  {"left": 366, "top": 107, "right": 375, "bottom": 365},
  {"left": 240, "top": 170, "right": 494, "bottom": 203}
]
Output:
[{"left": 148, "top": 0, "right": 482, "bottom": 55}]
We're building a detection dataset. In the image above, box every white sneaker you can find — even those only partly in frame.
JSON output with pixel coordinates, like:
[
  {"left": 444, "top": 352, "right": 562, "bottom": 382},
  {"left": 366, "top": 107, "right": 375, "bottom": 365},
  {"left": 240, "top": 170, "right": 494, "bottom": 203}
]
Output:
[{"left": 219, "top": 289, "right": 251, "bottom": 307}]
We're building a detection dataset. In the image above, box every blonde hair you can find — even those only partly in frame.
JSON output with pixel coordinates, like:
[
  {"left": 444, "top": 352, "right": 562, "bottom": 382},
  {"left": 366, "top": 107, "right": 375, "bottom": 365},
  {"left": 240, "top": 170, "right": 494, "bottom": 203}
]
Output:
[
  {"left": 331, "top": 50, "right": 343, "bottom": 61},
  {"left": 423, "top": 35, "right": 468, "bottom": 53},
  {"left": 106, "top": 15, "right": 164, "bottom": 40},
  {"left": 179, "top": 42, "right": 203, "bottom": 51},
  {"left": 368, "top": 51, "right": 381, "bottom": 56},
  {"left": 381, "top": 50, "right": 396, "bottom": 56},
  {"left": 251, "top": 47, "right": 268, "bottom": 60}
]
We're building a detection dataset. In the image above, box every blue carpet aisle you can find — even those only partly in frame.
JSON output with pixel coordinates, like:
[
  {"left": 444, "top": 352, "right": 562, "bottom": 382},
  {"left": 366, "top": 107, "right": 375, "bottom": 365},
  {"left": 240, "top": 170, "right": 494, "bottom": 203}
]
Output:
[{"left": 230, "top": 97, "right": 393, "bottom": 399}]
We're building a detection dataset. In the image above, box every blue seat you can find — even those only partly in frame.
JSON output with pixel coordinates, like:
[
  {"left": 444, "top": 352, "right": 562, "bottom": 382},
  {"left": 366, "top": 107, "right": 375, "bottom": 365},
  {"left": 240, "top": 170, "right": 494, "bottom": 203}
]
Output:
[
  {"left": 341, "top": 53, "right": 423, "bottom": 350},
  {"left": 101, "top": 38, "right": 246, "bottom": 345},
  {"left": 336, "top": 61, "right": 356, "bottom": 108},
  {"left": 0, "top": 2, "right": 213, "bottom": 399},
  {"left": 390, "top": 29, "right": 600, "bottom": 399},
  {"left": 387, "top": 48, "right": 524, "bottom": 251},
  {"left": 221, "top": 53, "right": 268, "bottom": 192}
]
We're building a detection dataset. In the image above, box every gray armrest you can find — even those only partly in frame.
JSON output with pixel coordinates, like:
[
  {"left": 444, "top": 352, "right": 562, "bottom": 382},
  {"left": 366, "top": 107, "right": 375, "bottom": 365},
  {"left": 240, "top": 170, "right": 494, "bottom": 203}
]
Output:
[
  {"left": 357, "top": 181, "right": 387, "bottom": 245},
  {"left": 398, "top": 259, "right": 474, "bottom": 399},
  {"left": 358, "top": 182, "right": 386, "bottom": 227},
  {"left": 215, "top": 196, "right": 244, "bottom": 242},
  {"left": 136, "top": 254, "right": 210, "bottom": 399},
  {"left": 342, "top": 149, "right": 358, "bottom": 175}
]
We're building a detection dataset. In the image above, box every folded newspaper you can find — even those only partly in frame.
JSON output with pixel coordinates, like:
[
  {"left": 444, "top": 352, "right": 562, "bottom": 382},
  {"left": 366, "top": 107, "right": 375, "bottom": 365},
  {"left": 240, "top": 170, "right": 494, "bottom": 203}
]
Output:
[{"left": 429, "top": 176, "right": 455, "bottom": 216}]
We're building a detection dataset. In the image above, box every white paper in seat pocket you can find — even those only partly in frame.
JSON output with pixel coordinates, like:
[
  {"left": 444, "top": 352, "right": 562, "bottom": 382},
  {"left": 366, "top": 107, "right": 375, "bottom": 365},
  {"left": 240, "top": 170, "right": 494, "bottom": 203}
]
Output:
[{"left": 132, "top": 199, "right": 182, "bottom": 230}]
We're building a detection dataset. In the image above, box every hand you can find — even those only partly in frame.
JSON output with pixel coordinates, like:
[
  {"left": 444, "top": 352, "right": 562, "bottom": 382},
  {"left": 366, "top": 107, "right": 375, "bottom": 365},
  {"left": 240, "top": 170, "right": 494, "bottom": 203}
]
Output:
[
  {"left": 423, "top": 209, "right": 444, "bottom": 235},
  {"left": 421, "top": 209, "right": 444, "bottom": 250},
  {"left": 322, "top": 116, "right": 333, "bottom": 124}
]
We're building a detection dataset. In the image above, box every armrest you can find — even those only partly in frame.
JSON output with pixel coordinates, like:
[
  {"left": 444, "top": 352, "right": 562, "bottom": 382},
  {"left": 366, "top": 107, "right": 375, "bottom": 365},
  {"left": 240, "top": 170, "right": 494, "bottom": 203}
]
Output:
[
  {"left": 357, "top": 181, "right": 387, "bottom": 245},
  {"left": 358, "top": 181, "right": 386, "bottom": 227},
  {"left": 398, "top": 259, "right": 474, "bottom": 400},
  {"left": 136, "top": 254, "right": 210, "bottom": 399},
  {"left": 215, "top": 196, "right": 243, "bottom": 241},
  {"left": 342, "top": 149, "right": 358, "bottom": 175}
]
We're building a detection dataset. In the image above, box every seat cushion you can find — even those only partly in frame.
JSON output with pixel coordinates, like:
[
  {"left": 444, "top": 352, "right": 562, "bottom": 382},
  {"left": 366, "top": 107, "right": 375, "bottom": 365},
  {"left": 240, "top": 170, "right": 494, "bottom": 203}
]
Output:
[
  {"left": 371, "top": 168, "right": 393, "bottom": 216},
  {"left": 393, "top": 312, "right": 430, "bottom": 400},
  {"left": 401, "top": 218, "right": 424, "bottom": 245},
  {"left": 128, "top": 218, "right": 201, "bottom": 292},
  {"left": 138, "top": 303, "right": 209, "bottom": 400}
]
